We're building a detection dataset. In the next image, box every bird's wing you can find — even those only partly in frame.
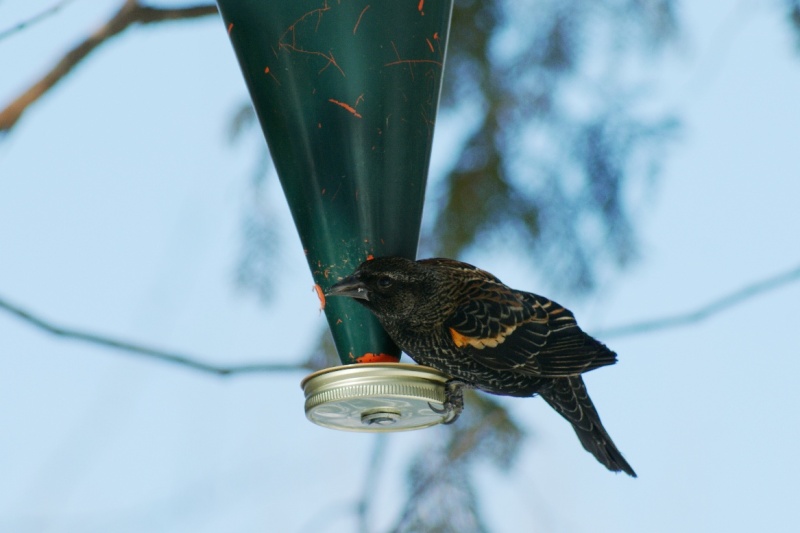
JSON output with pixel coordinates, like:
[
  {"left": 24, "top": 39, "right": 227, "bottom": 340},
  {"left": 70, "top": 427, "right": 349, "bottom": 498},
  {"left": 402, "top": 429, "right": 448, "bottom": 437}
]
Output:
[{"left": 443, "top": 278, "right": 615, "bottom": 377}]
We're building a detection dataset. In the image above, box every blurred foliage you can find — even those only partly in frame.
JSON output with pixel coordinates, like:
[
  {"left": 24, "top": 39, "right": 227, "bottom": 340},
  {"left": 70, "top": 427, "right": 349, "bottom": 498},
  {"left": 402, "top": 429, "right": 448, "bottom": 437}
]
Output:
[
  {"left": 234, "top": 207, "right": 278, "bottom": 302},
  {"left": 428, "top": 0, "right": 679, "bottom": 292},
  {"left": 305, "top": 327, "right": 341, "bottom": 371},
  {"left": 233, "top": 149, "right": 281, "bottom": 301},
  {"left": 790, "top": 0, "right": 800, "bottom": 52},
  {"left": 390, "top": 392, "right": 524, "bottom": 533}
]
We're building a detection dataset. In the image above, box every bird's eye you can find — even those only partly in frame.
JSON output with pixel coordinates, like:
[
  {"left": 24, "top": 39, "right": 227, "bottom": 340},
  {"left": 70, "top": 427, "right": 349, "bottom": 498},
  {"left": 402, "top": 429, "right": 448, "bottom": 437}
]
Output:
[{"left": 377, "top": 276, "right": 393, "bottom": 289}]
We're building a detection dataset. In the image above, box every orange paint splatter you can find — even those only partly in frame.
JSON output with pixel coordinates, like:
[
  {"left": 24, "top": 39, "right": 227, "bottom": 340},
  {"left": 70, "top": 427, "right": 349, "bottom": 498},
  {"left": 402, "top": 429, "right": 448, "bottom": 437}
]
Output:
[
  {"left": 417, "top": 0, "right": 424, "bottom": 15},
  {"left": 433, "top": 32, "right": 439, "bottom": 40},
  {"left": 425, "top": 38, "right": 434, "bottom": 52},
  {"left": 328, "top": 98, "right": 362, "bottom": 118},
  {"left": 366, "top": 254, "right": 375, "bottom": 261},
  {"left": 263, "top": 66, "right": 280, "bottom": 85},
  {"left": 227, "top": 23, "right": 234, "bottom": 35},
  {"left": 313, "top": 284, "right": 326, "bottom": 311},
  {"left": 357, "top": 353, "right": 400, "bottom": 363},
  {"left": 353, "top": 5, "right": 370, "bottom": 35}
]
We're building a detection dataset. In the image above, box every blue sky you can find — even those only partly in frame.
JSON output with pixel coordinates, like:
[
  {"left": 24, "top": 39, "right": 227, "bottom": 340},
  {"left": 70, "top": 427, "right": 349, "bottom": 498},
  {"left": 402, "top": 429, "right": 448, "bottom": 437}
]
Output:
[{"left": 1, "top": 1, "right": 799, "bottom": 532}]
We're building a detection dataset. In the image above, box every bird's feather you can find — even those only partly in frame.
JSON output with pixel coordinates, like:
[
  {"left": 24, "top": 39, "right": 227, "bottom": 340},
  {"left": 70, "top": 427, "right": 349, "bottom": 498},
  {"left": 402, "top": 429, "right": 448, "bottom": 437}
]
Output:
[
  {"left": 540, "top": 376, "right": 636, "bottom": 476},
  {"left": 439, "top": 272, "right": 616, "bottom": 377}
]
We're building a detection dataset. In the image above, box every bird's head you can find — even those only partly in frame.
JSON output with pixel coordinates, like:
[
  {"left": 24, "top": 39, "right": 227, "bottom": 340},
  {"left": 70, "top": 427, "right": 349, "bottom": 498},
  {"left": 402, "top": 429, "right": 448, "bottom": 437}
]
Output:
[{"left": 325, "top": 257, "right": 432, "bottom": 320}]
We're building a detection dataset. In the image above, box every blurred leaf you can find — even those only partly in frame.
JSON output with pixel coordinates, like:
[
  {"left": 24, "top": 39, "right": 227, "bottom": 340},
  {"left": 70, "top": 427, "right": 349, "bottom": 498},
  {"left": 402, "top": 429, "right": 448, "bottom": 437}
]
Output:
[
  {"left": 304, "top": 327, "right": 342, "bottom": 371},
  {"left": 390, "top": 392, "right": 524, "bottom": 533},
  {"left": 231, "top": 109, "right": 278, "bottom": 301},
  {"left": 790, "top": 0, "right": 800, "bottom": 53},
  {"left": 445, "top": 391, "right": 525, "bottom": 470},
  {"left": 430, "top": 0, "right": 679, "bottom": 293},
  {"left": 392, "top": 467, "right": 487, "bottom": 533},
  {"left": 234, "top": 207, "right": 279, "bottom": 303},
  {"left": 226, "top": 102, "right": 257, "bottom": 144}
]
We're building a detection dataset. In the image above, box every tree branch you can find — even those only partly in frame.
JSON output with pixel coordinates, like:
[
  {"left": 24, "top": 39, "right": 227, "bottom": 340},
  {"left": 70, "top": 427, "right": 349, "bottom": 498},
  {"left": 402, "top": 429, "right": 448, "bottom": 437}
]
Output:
[
  {"left": 600, "top": 263, "right": 800, "bottom": 338},
  {"left": 0, "top": 0, "right": 219, "bottom": 134},
  {"left": 2, "top": 264, "right": 797, "bottom": 376},
  {"left": 0, "top": 294, "right": 311, "bottom": 376},
  {"left": 0, "top": 0, "right": 78, "bottom": 42}
]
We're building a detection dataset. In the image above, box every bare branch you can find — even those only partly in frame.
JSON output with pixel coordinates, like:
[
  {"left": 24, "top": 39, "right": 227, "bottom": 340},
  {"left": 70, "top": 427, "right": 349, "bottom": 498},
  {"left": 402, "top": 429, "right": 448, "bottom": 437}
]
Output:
[
  {"left": 600, "top": 263, "right": 800, "bottom": 338},
  {"left": 0, "top": 0, "right": 219, "bottom": 134},
  {"left": 0, "top": 293, "right": 311, "bottom": 376},
  {"left": 4, "top": 263, "right": 798, "bottom": 376},
  {"left": 0, "top": 0, "right": 78, "bottom": 42},
  {"left": 134, "top": 3, "right": 219, "bottom": 23}
]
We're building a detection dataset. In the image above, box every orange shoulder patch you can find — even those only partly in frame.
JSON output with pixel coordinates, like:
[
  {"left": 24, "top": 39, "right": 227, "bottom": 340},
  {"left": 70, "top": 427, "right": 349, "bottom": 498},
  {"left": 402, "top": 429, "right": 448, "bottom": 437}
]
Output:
[
  {"left": 449, "top": 327, "right": 471, "bottom": 348},
  {"left": 449, "top": 326, "right": 516, "bottom": 350}
]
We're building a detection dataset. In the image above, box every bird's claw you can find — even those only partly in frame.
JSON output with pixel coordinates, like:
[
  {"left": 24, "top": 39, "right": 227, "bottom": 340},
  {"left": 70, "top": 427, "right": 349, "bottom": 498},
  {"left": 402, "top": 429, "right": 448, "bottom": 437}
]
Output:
[
  {"left": 428, "top": 400, "right": 461, "bottom": 424},
  {"left": 429, "top": 379, "right": 468, "bottom": 425}
]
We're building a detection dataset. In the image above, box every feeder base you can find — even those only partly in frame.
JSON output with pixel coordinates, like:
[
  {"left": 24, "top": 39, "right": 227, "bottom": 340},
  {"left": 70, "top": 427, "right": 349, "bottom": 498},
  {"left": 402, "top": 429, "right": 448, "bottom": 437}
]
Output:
[{"left": 301, "top": 363, "right": 451, "bottom": 432}]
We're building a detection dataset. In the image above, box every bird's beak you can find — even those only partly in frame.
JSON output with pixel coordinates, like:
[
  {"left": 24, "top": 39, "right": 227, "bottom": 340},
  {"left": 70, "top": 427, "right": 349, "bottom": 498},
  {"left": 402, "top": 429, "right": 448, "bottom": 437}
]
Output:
[{"left": 325, "top": 276, "right": 370, "bottom": 301}]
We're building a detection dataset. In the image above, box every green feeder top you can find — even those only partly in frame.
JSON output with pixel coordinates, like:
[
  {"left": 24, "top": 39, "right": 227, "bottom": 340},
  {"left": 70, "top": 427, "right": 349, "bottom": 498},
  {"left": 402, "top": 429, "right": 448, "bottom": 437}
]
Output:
[{"left": 217, "top": 0, "right": 453, "bottom": 364}]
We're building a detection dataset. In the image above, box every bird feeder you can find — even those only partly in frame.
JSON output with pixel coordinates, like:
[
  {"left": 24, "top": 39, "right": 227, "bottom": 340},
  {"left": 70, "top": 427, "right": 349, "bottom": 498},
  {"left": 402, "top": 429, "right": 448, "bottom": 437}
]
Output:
[{"left": 216, "top": 0, "right": 454, "bottom": 431}]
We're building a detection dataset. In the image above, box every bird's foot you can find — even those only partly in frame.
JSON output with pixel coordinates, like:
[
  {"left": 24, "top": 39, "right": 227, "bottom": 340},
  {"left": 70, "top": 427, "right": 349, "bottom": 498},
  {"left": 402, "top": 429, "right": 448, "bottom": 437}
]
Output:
[{"left": 429, "top": 379, "right": 469, "bottom": 425}]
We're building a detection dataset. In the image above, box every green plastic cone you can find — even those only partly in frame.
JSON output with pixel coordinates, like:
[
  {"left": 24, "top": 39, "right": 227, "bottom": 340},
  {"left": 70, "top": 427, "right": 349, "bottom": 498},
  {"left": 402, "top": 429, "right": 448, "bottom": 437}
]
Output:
[{"left": 216, "top": 0, "right": 453, "bottom": 363}]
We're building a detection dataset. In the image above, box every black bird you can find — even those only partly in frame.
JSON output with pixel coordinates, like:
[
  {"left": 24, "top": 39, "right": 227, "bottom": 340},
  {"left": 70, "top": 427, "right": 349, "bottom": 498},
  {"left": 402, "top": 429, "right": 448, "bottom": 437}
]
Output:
[{"left": 326, "top": 256, "right": 636, "bottom": 477}]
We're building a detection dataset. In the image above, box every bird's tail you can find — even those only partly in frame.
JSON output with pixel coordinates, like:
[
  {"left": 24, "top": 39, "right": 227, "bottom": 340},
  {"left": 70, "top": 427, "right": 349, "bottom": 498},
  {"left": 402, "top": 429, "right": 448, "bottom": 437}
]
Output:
[{"left": 540, "top": 376, "right": 636, "bottom": 477}]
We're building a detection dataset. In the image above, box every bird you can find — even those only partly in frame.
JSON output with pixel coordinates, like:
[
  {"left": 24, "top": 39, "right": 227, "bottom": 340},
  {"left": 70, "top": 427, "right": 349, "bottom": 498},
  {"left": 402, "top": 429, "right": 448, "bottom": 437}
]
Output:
[{"left": 325, "top": 256, "right": 636, "bottom": 477}]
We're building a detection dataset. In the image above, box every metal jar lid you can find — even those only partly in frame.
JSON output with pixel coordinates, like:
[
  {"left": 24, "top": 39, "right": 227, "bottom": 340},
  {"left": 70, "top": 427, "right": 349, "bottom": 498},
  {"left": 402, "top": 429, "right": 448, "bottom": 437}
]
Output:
[{"left": 301, "top": 363, "right": 451, "bottom": 432}]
